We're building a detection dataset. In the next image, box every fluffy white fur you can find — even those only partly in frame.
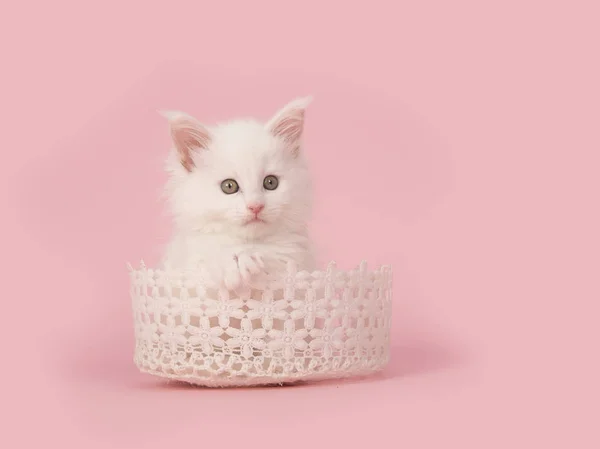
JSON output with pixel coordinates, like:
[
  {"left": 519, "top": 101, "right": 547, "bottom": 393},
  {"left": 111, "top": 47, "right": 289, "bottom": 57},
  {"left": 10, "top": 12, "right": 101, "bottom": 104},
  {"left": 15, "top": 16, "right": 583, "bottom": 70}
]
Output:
[{"left": 161, "top": 97, "right": 315, "bottom": 290}]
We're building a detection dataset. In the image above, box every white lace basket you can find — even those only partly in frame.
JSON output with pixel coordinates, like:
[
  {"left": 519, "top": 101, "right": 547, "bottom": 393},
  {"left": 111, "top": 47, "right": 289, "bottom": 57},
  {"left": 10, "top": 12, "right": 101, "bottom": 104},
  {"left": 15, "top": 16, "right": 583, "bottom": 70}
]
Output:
[{"left": 129, "top": 261, "right": 393, "bottom": 387}]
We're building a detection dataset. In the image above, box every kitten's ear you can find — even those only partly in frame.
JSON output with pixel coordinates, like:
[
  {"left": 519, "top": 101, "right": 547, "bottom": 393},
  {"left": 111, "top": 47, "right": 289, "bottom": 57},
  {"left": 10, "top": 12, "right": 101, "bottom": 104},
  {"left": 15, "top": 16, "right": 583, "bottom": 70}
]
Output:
[
  {"left": 161, "top": 111, "right": 211, "bottom": 172},
  {"left": 266, "top": 96, "right": 312, "bottom": 156}
]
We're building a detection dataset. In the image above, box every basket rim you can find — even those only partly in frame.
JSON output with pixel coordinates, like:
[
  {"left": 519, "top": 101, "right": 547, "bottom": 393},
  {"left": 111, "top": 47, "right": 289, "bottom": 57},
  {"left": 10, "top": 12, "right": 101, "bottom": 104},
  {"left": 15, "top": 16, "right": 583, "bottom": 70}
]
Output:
[{"left": 127, "top": 260, "right": 392, "bottom": 277}]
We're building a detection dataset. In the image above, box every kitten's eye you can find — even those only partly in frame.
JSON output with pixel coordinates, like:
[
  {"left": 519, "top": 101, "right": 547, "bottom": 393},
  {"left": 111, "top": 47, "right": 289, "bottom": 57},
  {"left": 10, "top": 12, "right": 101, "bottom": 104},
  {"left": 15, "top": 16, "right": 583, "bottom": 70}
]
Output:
[
  {"left": 263, "top": 175, "right": 279, "bottom": 191},
  {"left": 221, "top": 179, "right": 239, "bottom": 194}
]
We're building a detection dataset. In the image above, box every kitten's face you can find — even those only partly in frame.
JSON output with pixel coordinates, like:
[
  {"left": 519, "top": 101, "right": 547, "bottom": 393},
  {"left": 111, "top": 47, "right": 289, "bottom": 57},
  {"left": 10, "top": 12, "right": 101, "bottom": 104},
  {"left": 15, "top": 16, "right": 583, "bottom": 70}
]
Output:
[{"left": 164, "top": 98, "right": 312, "bottom": 237}]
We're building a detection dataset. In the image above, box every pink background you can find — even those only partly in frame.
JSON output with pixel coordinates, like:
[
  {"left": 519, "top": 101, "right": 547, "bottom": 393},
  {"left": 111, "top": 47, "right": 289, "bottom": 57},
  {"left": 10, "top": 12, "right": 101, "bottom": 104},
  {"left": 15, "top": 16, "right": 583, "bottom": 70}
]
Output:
[{"left": 2, "top": 0, "right": 599, "bottom": 447}]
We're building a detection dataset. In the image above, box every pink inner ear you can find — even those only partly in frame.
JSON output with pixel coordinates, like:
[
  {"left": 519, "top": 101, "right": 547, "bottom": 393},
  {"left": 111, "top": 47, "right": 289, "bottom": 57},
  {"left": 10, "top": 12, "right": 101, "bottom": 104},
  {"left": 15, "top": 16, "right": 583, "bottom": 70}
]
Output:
[
  {"left": 171, "top": 119, "right": 210, "bottom": 172},
  {"left": 271, "top": 112, "right": 304, "bottom": 143},
  {"left": 270, "top": 108, "right": 305, "bottom": 158}
]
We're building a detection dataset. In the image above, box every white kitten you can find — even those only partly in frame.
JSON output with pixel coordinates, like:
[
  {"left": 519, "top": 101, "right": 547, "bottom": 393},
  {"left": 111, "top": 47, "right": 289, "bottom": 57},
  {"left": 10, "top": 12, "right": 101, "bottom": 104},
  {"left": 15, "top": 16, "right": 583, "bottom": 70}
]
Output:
[{"left": 161, "top": 97, "right": 316, "bottom": 290}]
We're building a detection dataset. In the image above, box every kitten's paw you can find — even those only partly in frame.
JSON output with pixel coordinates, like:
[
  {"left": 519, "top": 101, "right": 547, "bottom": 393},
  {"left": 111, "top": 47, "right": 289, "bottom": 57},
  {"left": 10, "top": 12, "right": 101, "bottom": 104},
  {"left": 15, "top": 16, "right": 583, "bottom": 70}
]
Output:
[
  {"left": 216, "top": 251, "right": 268, "bottom": 290},
  {"left": 222, "top": 256, "right": 243, "bottom": 291},
  {"left": 235, "top": 251, "right": 267, "bottom": 284}
]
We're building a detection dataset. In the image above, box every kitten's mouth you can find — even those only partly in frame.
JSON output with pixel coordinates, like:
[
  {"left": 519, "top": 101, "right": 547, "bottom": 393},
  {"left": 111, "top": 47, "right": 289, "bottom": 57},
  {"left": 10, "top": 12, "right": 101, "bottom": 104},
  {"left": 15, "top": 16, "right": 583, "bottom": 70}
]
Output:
[{"left": 244, "top": 217, "right": 266, "bottom": 225}]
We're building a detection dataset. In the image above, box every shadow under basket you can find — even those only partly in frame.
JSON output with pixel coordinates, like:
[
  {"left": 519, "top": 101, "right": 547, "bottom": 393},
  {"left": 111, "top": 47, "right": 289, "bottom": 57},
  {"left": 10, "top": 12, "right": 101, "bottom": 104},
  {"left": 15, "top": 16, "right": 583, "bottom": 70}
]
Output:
[{"left": 129, "top": 261, "right": 393, "bottom": 387}]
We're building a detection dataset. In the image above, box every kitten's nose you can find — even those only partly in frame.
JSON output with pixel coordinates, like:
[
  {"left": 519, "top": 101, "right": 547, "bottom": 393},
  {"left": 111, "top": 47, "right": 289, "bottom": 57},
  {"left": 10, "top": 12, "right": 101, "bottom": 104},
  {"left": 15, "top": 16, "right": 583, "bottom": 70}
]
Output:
[{"left": 247, "top": 203, "right": 265, "bottom": 215}]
